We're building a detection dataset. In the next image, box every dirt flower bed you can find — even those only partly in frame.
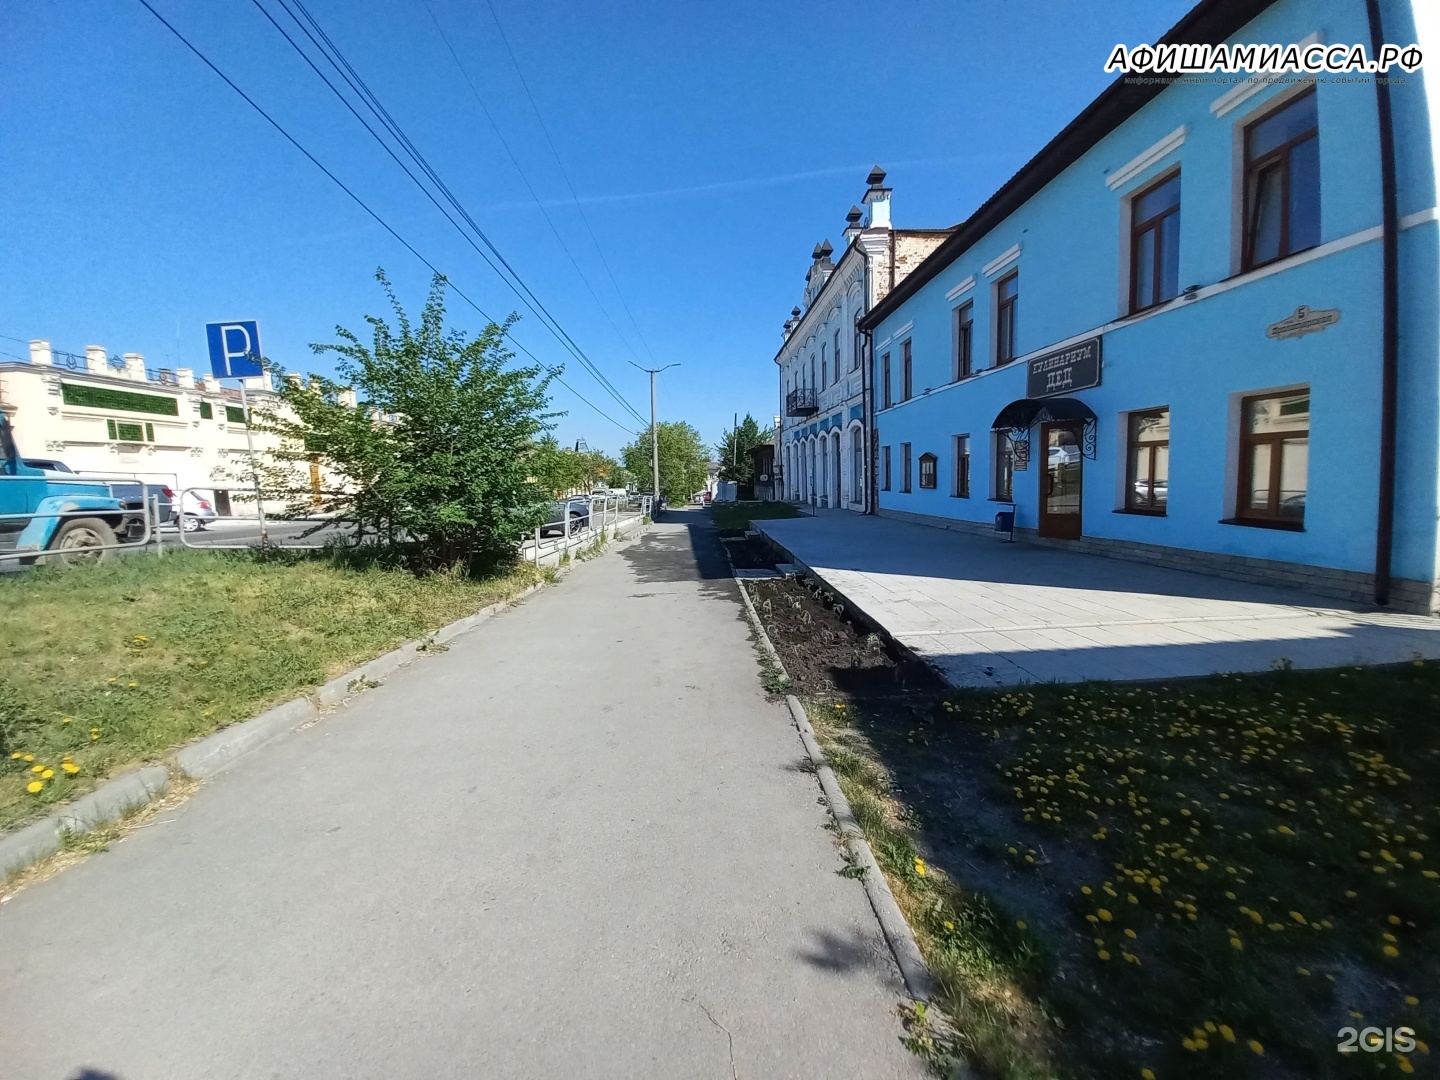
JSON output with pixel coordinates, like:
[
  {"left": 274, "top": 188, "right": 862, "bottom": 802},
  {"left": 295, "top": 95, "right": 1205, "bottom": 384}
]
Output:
[{"left": 743, "top": 572, "right": 1438, "bottom": 1080}]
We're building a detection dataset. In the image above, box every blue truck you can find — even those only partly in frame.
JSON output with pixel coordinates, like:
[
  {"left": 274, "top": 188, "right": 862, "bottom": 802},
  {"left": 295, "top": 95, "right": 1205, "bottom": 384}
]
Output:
[{"left": 0, "top": 411, "right": 147, "bottom": 564}]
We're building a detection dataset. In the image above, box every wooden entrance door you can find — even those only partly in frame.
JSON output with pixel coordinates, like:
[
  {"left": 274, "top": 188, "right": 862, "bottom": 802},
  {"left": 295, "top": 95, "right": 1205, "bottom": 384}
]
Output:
[{"left": 1038, "top": 422, "right": 1083, "bottom": 540}]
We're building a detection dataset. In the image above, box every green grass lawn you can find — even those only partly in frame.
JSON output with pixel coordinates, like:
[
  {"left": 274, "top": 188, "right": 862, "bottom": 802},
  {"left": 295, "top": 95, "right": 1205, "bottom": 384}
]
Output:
[
  {"left": 808, "top": 663, "right": 1440, "bottom": 1079},
  {"left": 0, "top": 549, "right": 547, "bottom": 833},
  {"left": 709, "top": 501, "right": 801, "bottom": 532}
]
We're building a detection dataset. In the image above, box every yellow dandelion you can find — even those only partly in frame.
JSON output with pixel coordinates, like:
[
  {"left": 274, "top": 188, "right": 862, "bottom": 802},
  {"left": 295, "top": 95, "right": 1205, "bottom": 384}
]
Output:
[
  {"left": 1249, "top": 1039, "right": 1264, "bottom": 1055},
  {"left": 62, "top": 762, "right": 79, "bottom": 775},
  {"left": 1015, "top": 920, "right": 1027, "bottom": 930},
  {"left": 1384, "top": 945, "right": 1400, "bottom": 957},
  {"left": 1219, "top": 1024, "right": 1236, "bottom": 1043},
  {"left": 40, "top": 768, "right": 53, "bottom": 779},
  {"left": 26, "top": 780, "right": 43, "bottom": 794}
]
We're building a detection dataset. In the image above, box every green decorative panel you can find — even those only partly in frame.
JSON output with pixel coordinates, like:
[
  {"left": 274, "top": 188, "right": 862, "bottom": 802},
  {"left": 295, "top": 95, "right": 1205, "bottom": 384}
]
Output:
[
  {"left": 225, "top": 405, "right": 247, "bottom": 425},
  {"left": 61, "top": 382, "right": 178, "bottom": 416},
  {"left": 199, "top": 401, "right": 213, "bottom": 419},
  {"left": 106, "top": 419, "right": 116, "bottom": 440},
  {"left": 145, "top": 422, "right": 155, "bottom": 442},
  {"left": 114, "top": 421, "right": 145, "bottom": 443}
]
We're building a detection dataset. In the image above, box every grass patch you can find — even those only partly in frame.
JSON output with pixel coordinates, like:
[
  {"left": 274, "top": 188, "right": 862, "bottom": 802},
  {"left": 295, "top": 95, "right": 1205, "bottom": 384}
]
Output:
[
  {"left": 808, "top": 700, "right": 1057, "bottom": 1079},
  {"left": 709, "top": 500, "right": 800, "bottom": 532},
  {"left": 0, "top": 548, "right": 550, "bottom": 832},
  {"left": 940, "top": 667, "right": 1440, "bottom": 1078}
]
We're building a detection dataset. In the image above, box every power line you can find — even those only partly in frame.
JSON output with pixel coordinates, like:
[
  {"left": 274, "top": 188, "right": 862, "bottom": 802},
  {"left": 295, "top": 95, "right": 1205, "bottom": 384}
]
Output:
[
  {"left": 482, "top": 0, "right": 662, "bottom": 368},
  {"left": 268, "top": 0, "right": 648, "bottom": 428},
  {"left": 131, "top": 0, "right": 635, "bottom": 436},
  {"left": 420, "top": 0, "right": 653, "bottom": 372}
]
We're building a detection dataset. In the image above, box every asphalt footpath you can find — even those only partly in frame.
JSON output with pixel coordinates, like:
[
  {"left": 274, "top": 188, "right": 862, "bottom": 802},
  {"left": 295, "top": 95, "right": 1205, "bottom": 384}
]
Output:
[{"left": 0, "top": 509, "right": 924, "bottom": 1080}]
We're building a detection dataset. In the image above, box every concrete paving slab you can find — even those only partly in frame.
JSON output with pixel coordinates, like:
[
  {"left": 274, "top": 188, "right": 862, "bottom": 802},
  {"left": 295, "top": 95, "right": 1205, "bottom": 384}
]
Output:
[{"left": 757, "top": 513, "right": 1440, "bottom": 687}]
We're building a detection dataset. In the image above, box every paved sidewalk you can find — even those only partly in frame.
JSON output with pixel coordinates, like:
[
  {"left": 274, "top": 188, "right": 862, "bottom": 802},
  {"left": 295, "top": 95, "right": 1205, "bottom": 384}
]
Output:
[
  {"left": 757, "top": 513, "right": 1440, "bottom": 687},
  {"left": 0, "top": 511, "right": 923, "bottom": 1080}
]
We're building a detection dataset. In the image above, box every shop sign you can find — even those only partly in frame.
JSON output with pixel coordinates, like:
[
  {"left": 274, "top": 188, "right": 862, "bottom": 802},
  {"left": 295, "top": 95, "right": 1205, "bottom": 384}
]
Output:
[{"left": 1026, "top": 337, "right": 1102, "bottom": 398}]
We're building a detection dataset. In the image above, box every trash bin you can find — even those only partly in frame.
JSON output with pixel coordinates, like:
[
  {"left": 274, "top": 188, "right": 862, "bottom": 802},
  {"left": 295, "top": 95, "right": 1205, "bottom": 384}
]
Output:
[{"left": 994, "top": 509, "right": 1015, "bottom": 536}]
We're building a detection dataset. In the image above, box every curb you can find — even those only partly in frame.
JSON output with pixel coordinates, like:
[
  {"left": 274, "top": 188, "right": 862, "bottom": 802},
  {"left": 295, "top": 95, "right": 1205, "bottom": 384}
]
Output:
[
  {"left": 731, "top": 571, "right": 938, "bottom": 1004},
  {"left": 0, "top": 558, "right": 577, "bottom": 877}
]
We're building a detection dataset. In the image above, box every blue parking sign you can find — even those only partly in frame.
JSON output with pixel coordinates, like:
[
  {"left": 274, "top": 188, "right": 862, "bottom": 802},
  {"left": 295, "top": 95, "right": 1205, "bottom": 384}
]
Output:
[{"left": 205, "top": 321, "right": 265, "bottom": 379}]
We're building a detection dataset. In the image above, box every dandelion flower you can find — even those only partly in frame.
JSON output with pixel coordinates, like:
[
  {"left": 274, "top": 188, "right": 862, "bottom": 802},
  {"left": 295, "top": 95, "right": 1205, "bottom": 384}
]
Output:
[
  {"left": 1249, "top": 1039, "right": 1264, "bottom": 1055},
  {"left": 40, "top": 768, "right": 53, "bottom": 779},
  {"left": 26, "top": 780, "right": 44, "bottom": 793},
  {"left": 1384, "top": 945, "right": 1400, "bottom": 957},
  {"left": 1015, "top": 920, "right": 1027, "bottom": 930},
  {"left": 1219, "top": 1025, "right": 1236, "bottom": 1043},
  {"left": 22, "top": 754, "right": 34, "bottom": 763},
  {"left": 62, "top": 762, "right": 79, "bottom": 775}
]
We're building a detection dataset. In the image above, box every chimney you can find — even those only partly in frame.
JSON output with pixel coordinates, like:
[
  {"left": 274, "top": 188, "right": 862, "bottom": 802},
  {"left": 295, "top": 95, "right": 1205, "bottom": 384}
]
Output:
[
  {"left": 29, "top": 340, "right": 52, "bottom": 366},
  {"left": 843, "top": 205, "right": 864, "bottom": 242},
  {"left": 124, "top": 352, "right": 146, "bottom": 381},
  {"left": 862, "top": 165, "right": 892, "bottom": 230},
  {"left": 338, "top": 388, "right": 358, "bottom": 407},
  {"left": 85, "top": 345, "right": 108, "bottom": 375},
  {"left": 177, "top": 368, "right": 195, "bottom": 389}
]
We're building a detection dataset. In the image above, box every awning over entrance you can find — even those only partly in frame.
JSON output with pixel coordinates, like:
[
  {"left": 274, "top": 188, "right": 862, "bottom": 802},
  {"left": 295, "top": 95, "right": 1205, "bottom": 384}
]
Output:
[
  {"left": 991, "top": 397, "right": 1098, "bottom": 460},
  {"left": 991, "top": 396, "right": 1098, "bottom": 431}
]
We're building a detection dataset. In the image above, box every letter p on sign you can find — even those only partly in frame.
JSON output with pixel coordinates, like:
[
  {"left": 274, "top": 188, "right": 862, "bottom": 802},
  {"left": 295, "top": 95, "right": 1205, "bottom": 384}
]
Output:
[{"left": 205, "top": 320, "right": 264, "bottom": 379}]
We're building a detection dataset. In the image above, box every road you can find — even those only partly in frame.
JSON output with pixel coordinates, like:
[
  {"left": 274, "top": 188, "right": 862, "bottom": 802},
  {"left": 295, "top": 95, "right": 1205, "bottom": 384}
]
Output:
[{"left": 0, "top": 510, "right": 922, "bottom": 1080}]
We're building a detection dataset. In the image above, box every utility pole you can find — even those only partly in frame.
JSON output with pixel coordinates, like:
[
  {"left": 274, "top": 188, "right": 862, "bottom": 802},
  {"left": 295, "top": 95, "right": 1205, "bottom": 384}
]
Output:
[{"left": 631, "top": 361, "right": 679, "bottom": 505}]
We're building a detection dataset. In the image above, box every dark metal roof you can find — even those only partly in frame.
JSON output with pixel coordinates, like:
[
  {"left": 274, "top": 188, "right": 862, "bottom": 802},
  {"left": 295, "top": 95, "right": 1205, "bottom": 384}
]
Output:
[
  {"left": 860, "top": 0, "right": 1281, "bottom": 332},
  {"left": 992, "top": 396, "right": 1099, "bottom": 431}
]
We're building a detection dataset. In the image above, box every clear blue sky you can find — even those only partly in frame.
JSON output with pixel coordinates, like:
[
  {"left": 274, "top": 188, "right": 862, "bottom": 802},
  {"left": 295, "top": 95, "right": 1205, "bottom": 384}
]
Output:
[{"left": 0, "top": 0, "right": 1194, "bottom": 458}]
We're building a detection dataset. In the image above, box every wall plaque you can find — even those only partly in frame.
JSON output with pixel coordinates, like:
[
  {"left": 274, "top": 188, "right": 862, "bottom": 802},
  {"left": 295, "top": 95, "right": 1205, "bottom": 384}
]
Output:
[{"left": 1266, "top": 306, "right": 1340, "bottom": 340}]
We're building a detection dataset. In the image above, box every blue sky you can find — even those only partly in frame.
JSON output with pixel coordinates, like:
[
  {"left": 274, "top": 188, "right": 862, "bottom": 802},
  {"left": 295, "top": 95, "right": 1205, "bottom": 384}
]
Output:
[{"left": 0, "top": 0, "right": 1194, "bottom": 457}]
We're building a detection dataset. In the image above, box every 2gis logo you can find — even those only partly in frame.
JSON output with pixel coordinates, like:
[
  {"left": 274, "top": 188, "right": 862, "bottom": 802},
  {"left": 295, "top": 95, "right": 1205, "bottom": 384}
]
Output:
[{"left": 1337, "top": 1026, "right": 1417, "bottom": 1054}]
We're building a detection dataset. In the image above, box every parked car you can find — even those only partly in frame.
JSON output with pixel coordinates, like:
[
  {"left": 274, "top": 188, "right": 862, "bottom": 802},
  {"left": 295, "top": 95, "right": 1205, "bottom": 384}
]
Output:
[
  {"left": 105, "top": 481, "right": 174, "bottom": 527},
  {"left": 0, "top": 413, "right": 145, "bottom": 563},
  {"left": 22, "top": 457, "right": 74, "bottom": 473},
  {"left": 174, "top": 489, "right": 219, "bottom": 532},
  {"left": 538, "top": 499, "right": 589, "bottom": 538}
]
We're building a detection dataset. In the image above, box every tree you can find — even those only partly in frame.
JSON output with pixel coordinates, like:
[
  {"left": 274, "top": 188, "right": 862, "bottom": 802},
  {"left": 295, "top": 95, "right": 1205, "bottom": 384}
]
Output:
[
  {"left": 527, "top": 435, "right": 584, "bottom": 497},
  {"left": 621, "top": 421, "right": 708, "bottom": 503},
  {"left": 716, "top": 413, "right": 772, "bottom": 483},
  {"left": 256, "top": 270, "right": 557, "bottom": 573}
]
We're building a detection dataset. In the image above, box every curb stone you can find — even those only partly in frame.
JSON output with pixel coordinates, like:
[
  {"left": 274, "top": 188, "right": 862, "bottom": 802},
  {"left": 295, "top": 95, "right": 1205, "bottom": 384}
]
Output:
[
  {"left": 0, "top": 524, "right": 664, "bottom": 881},
  {"left": 732, "top": 566, "right": 974, "bottom": 1078},
  {"left": 730, "top": 574, "right": 937, "bottom": 1004}
]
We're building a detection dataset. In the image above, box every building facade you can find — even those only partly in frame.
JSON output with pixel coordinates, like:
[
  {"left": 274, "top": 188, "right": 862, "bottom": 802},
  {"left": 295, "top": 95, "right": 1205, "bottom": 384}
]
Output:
[
  {"left": 0, "top": 339, "right": 337, "bottom": 513},
  {"left": 860, "top": 0, "right": 1440, "bottom": 613},
  {"left": 775, "top": 170, "right": 950, "bottom": 510}
]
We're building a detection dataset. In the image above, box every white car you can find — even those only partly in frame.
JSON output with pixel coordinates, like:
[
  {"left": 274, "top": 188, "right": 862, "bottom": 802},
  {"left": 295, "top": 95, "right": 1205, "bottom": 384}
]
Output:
[{"left": 174, "top": 489, "right": 219, "bottom": 532}]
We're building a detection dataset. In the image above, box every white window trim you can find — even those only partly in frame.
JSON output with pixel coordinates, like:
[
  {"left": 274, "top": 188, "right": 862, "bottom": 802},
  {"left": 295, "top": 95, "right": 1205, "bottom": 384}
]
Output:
[
  {"left": 982, "top": 244, "right": 1022, "bottom": 278},
  {"left": 945, "top": 275, "right": 977, "bottom": 302},
  {"left": 1210, "top": 32, "right": 1322, "bottom": 117},
  {"left": 1105, "top": 125, "right": 1187, "bottom": 191}
]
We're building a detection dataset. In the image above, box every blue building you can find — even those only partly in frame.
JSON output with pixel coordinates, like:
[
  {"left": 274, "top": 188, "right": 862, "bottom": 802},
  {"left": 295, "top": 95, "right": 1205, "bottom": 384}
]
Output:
[{"left": 860, "top": 0, "right": 1440, "bottom": 613}]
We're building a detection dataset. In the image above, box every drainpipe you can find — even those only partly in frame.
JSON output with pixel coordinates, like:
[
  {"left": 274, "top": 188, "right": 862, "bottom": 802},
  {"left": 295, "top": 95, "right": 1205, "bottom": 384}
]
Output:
[
  {"left": 860, "top": 246, "right": 877, "bottom": 515},
  {"left": 1365, "top": 0, "right": 1399, "bottom": 606}
]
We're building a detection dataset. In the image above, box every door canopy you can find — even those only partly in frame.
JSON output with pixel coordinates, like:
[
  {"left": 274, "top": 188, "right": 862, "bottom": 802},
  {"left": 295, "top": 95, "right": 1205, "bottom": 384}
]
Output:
[{"left": 991, "top": 397, "right": 1098, "bottom": 459}]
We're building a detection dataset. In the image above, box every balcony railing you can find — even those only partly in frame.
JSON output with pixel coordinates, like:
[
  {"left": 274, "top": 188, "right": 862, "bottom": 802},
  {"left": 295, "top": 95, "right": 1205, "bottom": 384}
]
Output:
[{"left": 785, "top": 387, "right": 818, "bottom": 417}]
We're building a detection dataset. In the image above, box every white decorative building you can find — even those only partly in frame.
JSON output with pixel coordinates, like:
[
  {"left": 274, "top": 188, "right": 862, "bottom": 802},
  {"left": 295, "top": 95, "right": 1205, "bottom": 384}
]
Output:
[
  {"left": 0, "top": 339, "right": 343, "bottom": 512},
  {"left": 774, "top": 168, "right": 950, "bottom": 510}
]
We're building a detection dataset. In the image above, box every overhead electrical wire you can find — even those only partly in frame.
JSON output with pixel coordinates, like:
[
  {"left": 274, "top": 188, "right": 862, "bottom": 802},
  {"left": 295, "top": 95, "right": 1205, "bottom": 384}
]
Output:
[
  {"left": 132, "top": 0, "right": 638, "bottom": 435},
  {"left": 481, "top": 0, "right": 662, "bottom": 368},
  {"left": 269, "top": 0, "right": 648, "bottom": 428},
  {"left": 420, "top": 0, "right": 654, "bottom": 373}
]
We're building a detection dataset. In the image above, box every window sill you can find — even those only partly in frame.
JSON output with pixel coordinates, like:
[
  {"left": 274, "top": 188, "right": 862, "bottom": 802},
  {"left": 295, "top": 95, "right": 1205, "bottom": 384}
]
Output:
[
  {"left": 989, "top": 497, "right": 1016, "bottom": 504},
  {"left": 1219, "top": 517, "right": 1305, "bottom": 532},
  {"left": 1113, "top": 508, "right": 1167, "bottom": 517},
  {"left": 951, "top": 493, "right": 972, "bottom": 499}
]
